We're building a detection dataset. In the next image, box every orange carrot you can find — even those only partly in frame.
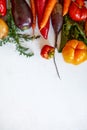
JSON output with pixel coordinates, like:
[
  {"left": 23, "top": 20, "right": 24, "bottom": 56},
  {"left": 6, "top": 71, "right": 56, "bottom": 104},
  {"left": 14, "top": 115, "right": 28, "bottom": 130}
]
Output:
[
  {"left": 40, "top": 0, "right": 57, "bottom": 30},
  {"left": 63, "top": 0, "right": 71, "bottom": 16},
  {"left": 30, "top": 0, "right": 36, "bottom": 34}
]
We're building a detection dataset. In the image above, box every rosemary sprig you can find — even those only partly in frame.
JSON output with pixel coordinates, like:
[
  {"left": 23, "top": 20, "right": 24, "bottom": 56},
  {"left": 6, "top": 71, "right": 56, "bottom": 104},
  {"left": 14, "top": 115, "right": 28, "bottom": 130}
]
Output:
[
  {"left": 16, "top": 44, "right": 34, "bottom": 57},
  {"left": 1, "top": 9, "right": 40, "bottom": 57}
]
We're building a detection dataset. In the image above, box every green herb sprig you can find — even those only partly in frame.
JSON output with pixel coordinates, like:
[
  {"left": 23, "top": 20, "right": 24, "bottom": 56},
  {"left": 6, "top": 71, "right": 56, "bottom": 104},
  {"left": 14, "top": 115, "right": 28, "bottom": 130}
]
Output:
[{"left": 0, "top": 9, "right": 40, "bottom": 57}]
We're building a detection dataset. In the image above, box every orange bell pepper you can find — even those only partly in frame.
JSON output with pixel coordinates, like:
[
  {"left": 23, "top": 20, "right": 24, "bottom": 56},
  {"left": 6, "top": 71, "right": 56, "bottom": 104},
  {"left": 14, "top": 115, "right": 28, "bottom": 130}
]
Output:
[{"left": 62, "top": 39, "right": 87, "bottom": 65}]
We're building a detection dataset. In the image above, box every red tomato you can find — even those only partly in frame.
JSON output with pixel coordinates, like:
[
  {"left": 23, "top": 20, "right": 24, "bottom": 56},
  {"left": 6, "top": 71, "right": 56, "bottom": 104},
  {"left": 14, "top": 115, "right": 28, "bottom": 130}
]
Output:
[
  {"left": 0, "top": 0, "right": 7, "bottom": 16},
  {"left": 69, "top": 1, "right": 87, "bottom": 21}
]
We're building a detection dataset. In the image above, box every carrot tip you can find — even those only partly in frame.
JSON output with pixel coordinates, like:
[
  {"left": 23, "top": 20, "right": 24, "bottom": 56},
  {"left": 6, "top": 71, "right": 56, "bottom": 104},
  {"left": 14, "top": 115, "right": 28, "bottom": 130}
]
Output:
[
  {"left": 39, "top": 24, "right": 44, "bottom": 31},
  {"left": 39, "top": 27, "right": 42, "bottom": 31}
]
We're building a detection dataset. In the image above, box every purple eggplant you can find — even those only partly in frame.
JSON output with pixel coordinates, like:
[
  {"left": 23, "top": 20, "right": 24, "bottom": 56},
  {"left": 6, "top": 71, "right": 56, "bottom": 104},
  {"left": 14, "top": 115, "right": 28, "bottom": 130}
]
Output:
[
  {"left": 51, "top": 1, "right": 63, "bottom": 48},
  {"left": 10, "top": 0, "right": 33, "bottom": 30},
  {"left": 51, "top": 1, "right": 63, "bottom": 79}
]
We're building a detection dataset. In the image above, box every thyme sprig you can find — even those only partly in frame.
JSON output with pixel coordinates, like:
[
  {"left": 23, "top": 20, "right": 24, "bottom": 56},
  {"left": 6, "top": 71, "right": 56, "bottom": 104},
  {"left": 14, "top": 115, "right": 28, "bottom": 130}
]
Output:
[{"left": 0, "top": 9, "right": 40, "bottom": 57}]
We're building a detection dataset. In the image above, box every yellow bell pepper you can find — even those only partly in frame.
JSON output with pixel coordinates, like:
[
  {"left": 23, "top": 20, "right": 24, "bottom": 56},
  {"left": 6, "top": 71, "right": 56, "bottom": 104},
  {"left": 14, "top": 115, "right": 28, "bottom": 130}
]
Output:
[
  {"left": 0, "top": 18, "right": 9, "bottom": 39},
  {"left": 62, "top": 39, "right": 87, "bottom": 65}
]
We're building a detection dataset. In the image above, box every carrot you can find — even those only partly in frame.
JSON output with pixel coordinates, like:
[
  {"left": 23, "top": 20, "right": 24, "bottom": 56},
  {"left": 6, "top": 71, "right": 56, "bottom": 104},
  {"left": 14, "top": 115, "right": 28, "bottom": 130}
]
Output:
[
  {"left": 40, "top": 0, "right": 57, "bottom": 30},
  {"left": 30, "top": 0, "right": 36, "bottom": 34},
  {"left": 63, "top": 0, "right": 71, "bottom": 16}
]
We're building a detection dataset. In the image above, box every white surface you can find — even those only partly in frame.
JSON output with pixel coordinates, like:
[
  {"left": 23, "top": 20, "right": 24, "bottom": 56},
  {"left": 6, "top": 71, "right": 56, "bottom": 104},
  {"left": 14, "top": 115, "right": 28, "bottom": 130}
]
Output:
[{"left": 0, "top": 7, "right": 87, "bottom": 130}]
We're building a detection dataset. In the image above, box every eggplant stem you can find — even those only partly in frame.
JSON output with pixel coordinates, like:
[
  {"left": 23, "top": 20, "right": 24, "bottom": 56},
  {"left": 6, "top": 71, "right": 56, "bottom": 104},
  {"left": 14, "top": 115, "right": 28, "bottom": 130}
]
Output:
[
  {"left": 53, "top": 54, "right": 61, "bottom": 79},
  {"left": 55, "top": 33, "right": 58, "bottom": 48},
  {"left": 53, "top": 55, "right": 61, "bottom": 79},
  {"left": 53, "top": 33, "right": 61, "bottom": 79}
]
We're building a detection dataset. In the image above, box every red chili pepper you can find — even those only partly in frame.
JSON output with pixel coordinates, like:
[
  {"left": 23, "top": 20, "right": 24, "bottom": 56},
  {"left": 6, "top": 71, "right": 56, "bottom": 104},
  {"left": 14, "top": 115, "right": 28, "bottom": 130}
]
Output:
[
  {"left": 40, "top": 45, "right": 55, "bottom": 59},
  {"left": 35, "top": 0, "right": 50, "bottom": 39},
  {"left": 0, "top": 0, "right": 7, "bottom": 16},
  {"left": 69, "top": 0, "right": 87, "bottom": 21}
]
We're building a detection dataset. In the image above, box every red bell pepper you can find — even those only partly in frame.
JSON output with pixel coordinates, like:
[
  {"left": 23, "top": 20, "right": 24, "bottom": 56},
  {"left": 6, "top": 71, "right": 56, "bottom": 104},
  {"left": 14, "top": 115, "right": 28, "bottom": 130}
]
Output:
[
  {"left": 35, "top": 0, "right": 50, "bottom": 39},
  {"left": 0, "top": 0, "right": 7, "bottom": 16},
  {"left": 40, "top": 45, "right": 55, "bottom": 59},
  {"left": 69, "top": 0, "right": 87, "bottom": 21}
]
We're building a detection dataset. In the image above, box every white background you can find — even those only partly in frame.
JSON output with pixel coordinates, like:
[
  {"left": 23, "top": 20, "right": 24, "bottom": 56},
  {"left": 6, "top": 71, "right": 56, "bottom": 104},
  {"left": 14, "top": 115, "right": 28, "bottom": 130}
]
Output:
[{"left": 0, "top": 0, "right": 87, "bottom": 130}]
